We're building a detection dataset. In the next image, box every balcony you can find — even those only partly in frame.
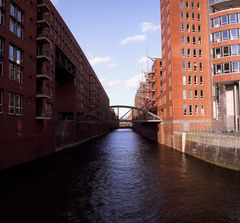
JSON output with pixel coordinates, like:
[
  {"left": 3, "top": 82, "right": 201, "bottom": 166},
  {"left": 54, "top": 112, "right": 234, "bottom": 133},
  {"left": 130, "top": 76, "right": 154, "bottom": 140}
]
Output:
[
  {"left": 37, "top": 19, "right": 50, "bottom": 28},
  {"left": 37, "top": 3, "right": 51, "bottom": 12},
  {"left": 148, "top": 79, "right": 156, "bottom": 83},
  {"left": 36, "top": 70, "right": 51, "bottom": 80},
  {"left": 37, "top": 36, "right": 51, "bottom": 45},
  {"left": 36, "top": 87, "right": 51, "bottom": 99},
  {"left": 210, "top": 0, "right": 240, "bottom": 10},
  {"left": 37, "top": 50, "right": 51, "bottom": 61},
  {"left": 36, "top": 110, "right": 52, "bottom": 120}
]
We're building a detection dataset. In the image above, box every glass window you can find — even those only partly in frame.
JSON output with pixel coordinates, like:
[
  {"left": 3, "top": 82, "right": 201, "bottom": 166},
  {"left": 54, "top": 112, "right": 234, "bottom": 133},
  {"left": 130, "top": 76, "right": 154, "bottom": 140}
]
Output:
[
  {"left": 8, "top": 92, "right": 22, "bottom": 115},
  {"left": 182, "top": 61, "right": 186, "bottom": 70},
  {"left": 197, "top": 13, "right": 201, "bottom": 21},
  {"left": 200, "top": 90, "right": 204, "bottom": 98},
  {"left": 214, "top": 64, "right": 222, "bottom": 75},
  {"left": 188, "top": 89, "right": 192, "bottom": 99},
  {"left": 223, "top": 62, "right": 230, "bottom": 73},
  {"left": 195, "top": 105, "right": 198, "bottom": 115},
  {"left": 229, "top": 14, "right": 237, "bottom": 24},
  {"left": 223, "top": 46, "right": 230, "bottom": 56},
  {"left": 222, "top": 30, "right": 229, "bottom": 41},
  {"left": 193, "top": 49, "right": 196, "bottom": 57},
  {"left": 183, "top": 89, "right": 187, "bottom": 99},
  {"left": 191, "top": 2, "right": 194, "bottom": 9},
  {"left": 187, "top": 36, "right": 190, "bottom": 44},
  {"left": 199, "top": 49, "right": 202, "bottom": 57},
  {"left": 197, "top": 2, "right": 200, "bottom": 9},
  {"left": 181, "top": 23, "right": 184, "bottom": 31},
  {"left": 194, "top": 76, "right": 198, "bottom": 84},
  {"left": 212, "top": 17, "right": 220, "bottom": 28},
  {"left": 187, "top": 48, "right": 191, "bottom": 57},
  {"left": 194, "top": 90, "right": 198, "bottom": 98},
  {"left": 188, "top": 62, "right": 191, "bottom": 70},
  {"left": 186, "top": 12, "right": 189, "bottom": 20},
  {"left": 183, "top": 104, "right": 187, "bottom": 116},
  {"left": 9, "top": 2, "right": 23, "bottom": 38},
  {"left": 214, "top": 47, "right": 221, "bottom": 58},
  {"left": 192, "top": 13, "right": 195, "bottom": 20},
  {"left": 198, "top": 25, "right": 201, "bottom": 32},
  {"left": 198, "top": 37, "right": 202, "bottom": 45},
  {"left": 193, "top": 36, "right": 196, "bottom": 44},
  {"left": 230, "top": 29, "right": 238, "bottom": 40},
  {"left": 232, "top": 61, "right": 239, "bottom": 73},
  {"left": 187, "top": 24, "right": 190, "bottom": 32},
  {"left": 192, "top": 24, "right": 196, "bottom": 32},
  {"left": 189, "top": 105, "right": 192, "bottom": 115},
  {"left": 183, "top": 75, "right": 186, "bottom": 85},
  {"left": 181, "top": 36, "right": 185, "bottom": 44},
  {"left": 188, "top": 75, "right": 192, "bottom": 84},
  {"left": 221, "top": 15, "right": 228, "bottom": 26},
  {"left": 199, "top": 62, "right": 203, "bottom": 71},
  {"left": 201, "top": 105, "right": 204, "bottom": 115},
  {"left": 231, "top": 45, "right": 239, "bottom": 56},
  {"left": 180, "top": 11, "right": 184, "bottom": 19},
  {"left": 186, "top": 1, "right": 189, "bottom": 8},
  {"left": 0, "top": 38, "right": 3, "bottom": 76},
  {"left": 0, "top": 0, "right": 4, "bottom": 25},
  {"left": 200, "top": 76, "right": 203, "bottom": 84},
  {"left": 213, "top": 32, "right": 221, "bottom": 42},
  {"left": 182, "top": 48, "right": 185, "bottom": 57}
]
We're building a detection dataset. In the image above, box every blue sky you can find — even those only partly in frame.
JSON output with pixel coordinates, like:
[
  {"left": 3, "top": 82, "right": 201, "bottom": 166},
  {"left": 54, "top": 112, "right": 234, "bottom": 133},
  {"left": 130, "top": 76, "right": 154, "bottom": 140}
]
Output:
[{"left": 51, "top": 0, "right": 161, "bottom": 106}]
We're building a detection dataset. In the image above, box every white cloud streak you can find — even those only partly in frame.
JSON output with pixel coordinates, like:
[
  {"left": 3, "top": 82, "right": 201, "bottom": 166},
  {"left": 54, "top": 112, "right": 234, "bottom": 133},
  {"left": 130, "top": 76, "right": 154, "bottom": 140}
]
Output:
[
  {"left": 90, "top": 56, "right": 112, "bottom": 65},
  {"left": 120, "top": 34, "right": 146, "bottom": 45},
  {"left": 108, "top": 63, "right": 119, "bottom": 69},
  {"left": 141, "top": 22, "right": 160, "bottom": 33}
]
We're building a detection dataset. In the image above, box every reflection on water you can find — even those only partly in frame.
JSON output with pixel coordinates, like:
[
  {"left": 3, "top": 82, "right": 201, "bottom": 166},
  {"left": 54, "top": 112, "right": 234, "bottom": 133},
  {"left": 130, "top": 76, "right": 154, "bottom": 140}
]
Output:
[{"left": 0, "top": 129, "right": 240, "bottom": 223}]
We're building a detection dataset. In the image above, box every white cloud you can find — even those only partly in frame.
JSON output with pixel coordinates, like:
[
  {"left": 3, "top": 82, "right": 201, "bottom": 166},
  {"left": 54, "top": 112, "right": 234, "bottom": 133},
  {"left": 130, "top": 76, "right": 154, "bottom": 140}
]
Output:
[
  {"left": 120, "top": 34, "right": 146, "bottom": 45},
  {"left": 141, "top": 22, "right": 160, "bottom": 33},
  {"left": 90, "top": 56, "right": 112, "bottom": 65},
  {"left": 107, "top": 80, "right": 122, "bottom": 87},
  {"left": 108, "top": 63, "right": 119, "bottom": 69},
  {"left": 125, "top": 74, "right": 140, "bottom": 88},
  {"left": 138, "top": 56, "right": 148, "bottom": 65}
]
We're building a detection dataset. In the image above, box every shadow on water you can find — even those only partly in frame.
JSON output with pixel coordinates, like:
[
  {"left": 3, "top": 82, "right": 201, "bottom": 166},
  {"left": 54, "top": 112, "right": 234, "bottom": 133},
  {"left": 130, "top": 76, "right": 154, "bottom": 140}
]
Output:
[{"left": 0, "top": 129, "right": 240, "bottom": 223}]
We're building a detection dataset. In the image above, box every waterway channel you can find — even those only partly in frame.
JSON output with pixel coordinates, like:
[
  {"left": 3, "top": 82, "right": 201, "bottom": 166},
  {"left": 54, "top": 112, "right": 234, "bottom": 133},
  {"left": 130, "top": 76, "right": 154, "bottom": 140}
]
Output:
[{"left": 1, "top": 129, "right": 240, "bottom": 223}]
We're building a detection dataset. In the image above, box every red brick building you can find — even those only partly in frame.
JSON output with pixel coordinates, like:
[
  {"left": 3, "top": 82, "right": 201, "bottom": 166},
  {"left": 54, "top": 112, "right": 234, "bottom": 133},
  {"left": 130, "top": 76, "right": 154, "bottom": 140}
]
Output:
[
  {"left": 210, "top": 0, "right": 240, "bottom": 131},
  {"left": 0, "top": 0, "right": 113, "bottom": 170}
]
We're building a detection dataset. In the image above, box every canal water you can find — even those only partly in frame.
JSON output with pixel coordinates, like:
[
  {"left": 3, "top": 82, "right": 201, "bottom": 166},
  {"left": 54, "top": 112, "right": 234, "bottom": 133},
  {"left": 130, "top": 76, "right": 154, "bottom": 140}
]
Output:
[{"left": 1, "top": 129, "right": 240, "bottom": 223}]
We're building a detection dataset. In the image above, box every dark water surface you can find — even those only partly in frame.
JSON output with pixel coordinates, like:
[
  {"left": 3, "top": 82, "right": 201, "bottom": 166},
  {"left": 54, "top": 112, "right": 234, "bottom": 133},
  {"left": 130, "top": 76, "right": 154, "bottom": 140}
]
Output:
[{"left": 1, "top": 129, "right": 240, "bottom": 223}]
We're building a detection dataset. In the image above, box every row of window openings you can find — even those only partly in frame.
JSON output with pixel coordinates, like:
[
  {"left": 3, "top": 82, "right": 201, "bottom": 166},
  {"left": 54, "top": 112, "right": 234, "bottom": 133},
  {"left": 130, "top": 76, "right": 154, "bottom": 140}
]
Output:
[
  {"left": 181, "top": 23, "right": 201, "bottom": 33},
  {"left": 181, "top": 36, "right": 202, "bottom": 45},
  {"left": 183, "top": 104, "right": 204, "bottom": 116},
  {"left": 183, "top": 75, "right": 204, "bottom": 85},
  {"left": 213, "top": 61, "right": 240, "bottom": 75},
  {"left": 212, "top": 29, "right": 240, "bottom": 43},
  {"left": 0, "top": 2, "right": 24, "bottom": 38},
  {"left": 211, "top": 13, "right": 240, "bottom": 28},
  {"left": 212, "top": 44, "right": 240, "bottom": 59},
  {"left": 182, "top": 48, "right": 202, "bottom": 57},
  {"left": 180, "top": 1, "right": 200, "bottom": 10},
  {"left": 183, "top": 89, "right": 204, "bottom": 99},
  {"left": 0, "top": 91, "right": 22, "bottom": 115},
  {"left": 182, "top": 61, "right": 203, "bottom": 71},
  {"left": 180, "top": 11, "right": 201, "bottom": 21}
]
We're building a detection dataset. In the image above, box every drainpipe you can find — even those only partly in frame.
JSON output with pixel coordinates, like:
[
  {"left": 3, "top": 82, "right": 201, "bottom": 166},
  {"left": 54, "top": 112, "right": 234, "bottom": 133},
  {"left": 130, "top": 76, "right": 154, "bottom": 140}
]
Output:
[{"left": 234, "top": 83, "right": 239, "bottom": 131}]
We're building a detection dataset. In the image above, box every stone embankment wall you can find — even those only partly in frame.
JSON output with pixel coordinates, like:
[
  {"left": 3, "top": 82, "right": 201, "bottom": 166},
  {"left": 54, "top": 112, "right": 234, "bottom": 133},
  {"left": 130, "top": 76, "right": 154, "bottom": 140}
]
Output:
[{"left": 134, "top": 123, "right": 240, "bottom": 171}]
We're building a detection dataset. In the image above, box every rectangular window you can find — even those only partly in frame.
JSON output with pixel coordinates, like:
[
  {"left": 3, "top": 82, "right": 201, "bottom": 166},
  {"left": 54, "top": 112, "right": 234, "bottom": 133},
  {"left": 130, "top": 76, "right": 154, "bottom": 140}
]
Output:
[
  {"left": 188, "top": 75, "right": 192, "bottom": 85},
  {"left": 183, "top": 104, "right": 187, "bottom": 116},
  {"left": 9, "top": 2, "right": 23, "bottom": 38},
  {"left": 222, "top": 30, "right": 229, "bottom": 41},
  {"left": 198, "top": 37, "right": 202, "bottom": 45},
  {"left": 197, "top": 13, "right": 201, "bottom": 21},
  {"left": 189, "top": 105, "right": 192, "bottom": 115},
  {"left": 221, "top": 15, "right": 228, "bottom": 26},
  {"left": 191, "top": 2, "right": 194, "bottom": 9},
  {"left": 232, "top": 61, "right": 239, "bottom": 73},
  {"left": 199, "top": 62, "right": 203, "bottom": 71},
  {"left": 192, "top": 24, "right": 196, "bottom": 32},
  {"left": 214, "top": 64, "right": 222, "bottom": 75},
  {"left": 0, "top": 89, "right": 3, "bottom": 113},
  {"left": 230, "top": 29, "right": 238, "bottom": 40},
  {"left": 0, "top": 0, "right": 4, "bottom": 25},
  {"left": 186, "top": 12, "right": 189, "bottom": 20},
  {"left": 182, "top": 48, "right": 185, "bottom": 57},
  {"left": 188, "top": 62, "right": 191, "bottom": 70},
  {"left": 186, "top": 1, "right": 189, "bottom": 8},
  {"left": 192, "top": 13, "right": 195, "bottom": 20},
  {"left": 199, "top": 49, "right": 202, "bottom": 57},
  {"left": 201, "top": 105, "right": 204, "bottom": 115},
  {"left": 198, "top": 25, "right": 201, "bottom": 33},
  {"left": 212, "top": 17, "right": 220, "bottom": 28},
  {"left": 223, "top": 46, "right": 230, "bottom": 56},
  {"left": 200, "top": 76, "right": 203, "bottom": 84},
  {"left": 193, "top": 62, "right": 197, "bottom": 71},
  {"left": 181, "top": 24, "right": 184, "bottom": 32},
  {"left": 195, "top": 105, "right": 198, "bottom": 115},
  {"left": 229, "top": 14, "right": 238, "bottom": 24},
  {"left": 193, "top": 49, "right": 196, "bottom": 57},
  {"left": 187, "top": 24, "right": 190, "bottom": 32},
  {"left": 181, "top": 36, "right": 185, "bottom": 44},
  {"left": 0, "top": 38, "right": 3, "bottom": 76},
  {"left": 213, "top": 32, "right": 221, "bottom": 43},
  {"left": 183, "top": 89, "right": 187, "bottom": 99},
  {"left": 8, "top": 92, "right": 22, "bottom": 115},
  {"left": 188, "top": 89, "right": 192, "bottom": 99},
  {"left": 8, "top": 44, "right": 23, "bottom": 83},
  {"left": 223, "top": 62, "right": 230, "bottom": 73},
  {"left": 183, "top": 75, "right": 186, "bottom": 85},
  {"left": 187, "top": 48, "right": 191, "bottom": 57},
  {"left": 200, "top": 90, "right": 204, "bottom": 98},
  {"left": 193, "top": 36, "right": 196, "bottom": 44},
  {"left": 180, "top": 11, "right": 184, "bottom": 19},
  {"left": 214, "top": 47, "right": 221, "bottom": 58},
  {"left": 231, "top": 44, "right": 239, "bottom": 56},
  {"left": 187, "top": 36, "right": 190, "bottom": 44},
  {"left": 182, "top": 61, "right": 186, "bottom": 70},
  {"left": 194, "top": 90, "right": 198, "bottom": 98},
  {"left": 194, "top": 76, "right": 198, "bottom": 84}
]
